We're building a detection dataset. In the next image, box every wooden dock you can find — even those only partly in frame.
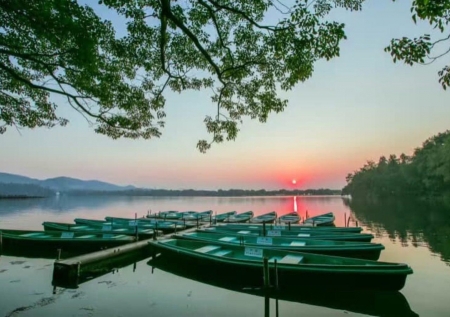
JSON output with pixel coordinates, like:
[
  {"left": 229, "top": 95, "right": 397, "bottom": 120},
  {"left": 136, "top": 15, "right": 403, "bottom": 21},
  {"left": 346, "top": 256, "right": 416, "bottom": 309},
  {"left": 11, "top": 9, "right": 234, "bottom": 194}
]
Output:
[{"left": 52, "top": 224, "right": 207, "bottom": 288}]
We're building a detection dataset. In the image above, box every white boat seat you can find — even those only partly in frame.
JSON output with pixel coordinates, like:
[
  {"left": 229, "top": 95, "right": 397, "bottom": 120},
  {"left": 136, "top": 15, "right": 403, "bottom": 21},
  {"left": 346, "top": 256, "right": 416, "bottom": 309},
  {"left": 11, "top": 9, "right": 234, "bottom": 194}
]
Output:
[
  {"left": 219, "top": 237, "right": 237, "bottom": 242},
  {"left": 290, "top": 241, "right": 306, "bottom": 246},
  {"left": 195, "top": 245, "right": 221, "bottom": 253},
  {"left": 212, "top": 250, "right": 232, "bottom": 256},
  {"left": 78, "top": 235, "right": 96, "bottom": 238},
  {"left": 237, "top": 231, "right": 251, "bottom": 234},
  {"left": 278, "top": 255, "right": 304, "bottom": 264}
]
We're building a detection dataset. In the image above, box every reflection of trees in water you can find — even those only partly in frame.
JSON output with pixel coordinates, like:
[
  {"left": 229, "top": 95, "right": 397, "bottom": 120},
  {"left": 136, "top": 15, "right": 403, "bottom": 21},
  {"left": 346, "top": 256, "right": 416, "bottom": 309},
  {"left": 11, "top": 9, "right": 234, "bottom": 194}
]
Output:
[{"left": 345, "top": 197, "right": 450, "bottom": 265}]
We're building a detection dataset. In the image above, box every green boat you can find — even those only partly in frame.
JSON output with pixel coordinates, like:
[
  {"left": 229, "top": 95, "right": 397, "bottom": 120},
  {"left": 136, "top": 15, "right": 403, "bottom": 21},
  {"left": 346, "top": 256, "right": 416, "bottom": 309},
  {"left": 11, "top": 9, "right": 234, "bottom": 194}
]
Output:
[
  {"left": 104, "top": 217, "right": 187, "bottom": 232},
  {"left": 147, "top": 210, "right": 181, "bottom": 220},
  {"left": 198, "top": 227, "right": 374, "bottom": 242},
  {"left": 212, "top": 211, "right": 237, "bottom": 222},
  {"left": 0, "top": 229, "right": 135, "bottom": 257},
  {"left": 149, "top": 238, "right": 412, "bottom": 291},
  {"left": 250, "top": 211, "right": 277, "bottom": 224},
  {"left": 74, "top": 218, "right": 182, "bottom": 233},
  {"left": 303, "top": 212, "right": 335, "bottom": 226},
  {"left": 42, "top": 221, "right": 155, "bottom": 239},
  {"left": 180, "top": 210, "right": 213, "bottom": 221},
  {"left": 177, "top": 231, "right": 384, "bottom": 260},
  {"left": 214, "top": 223, "right": 363, "bottom": 233},
  {"left": 222, "top": 211, "right": 254, "bottom": 223},
  {"left": 278, "top": 212, "right": 300, "bottom": 224}
]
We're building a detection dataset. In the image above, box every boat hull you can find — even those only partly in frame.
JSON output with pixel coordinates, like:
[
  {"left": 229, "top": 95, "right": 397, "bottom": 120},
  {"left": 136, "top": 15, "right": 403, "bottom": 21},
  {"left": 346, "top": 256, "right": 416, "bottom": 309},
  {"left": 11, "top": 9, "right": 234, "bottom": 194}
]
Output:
[
  {"left": 0, "top": 230, "right": 135, "bottom": 258},
  {"left": 42, "top": 222, "right": 154, "bottom": 239},
  {"left": 151, "top": 241, "right": 410, "bottom": 291},
  {"left": 200, "top": 228, "right": 374, "bottom": 242},
  {"left": 217, "top": 224, "right": 362, "bottom": 233},
  {"left": 177, "top": 234, "right": 383, "bottom": 260}
]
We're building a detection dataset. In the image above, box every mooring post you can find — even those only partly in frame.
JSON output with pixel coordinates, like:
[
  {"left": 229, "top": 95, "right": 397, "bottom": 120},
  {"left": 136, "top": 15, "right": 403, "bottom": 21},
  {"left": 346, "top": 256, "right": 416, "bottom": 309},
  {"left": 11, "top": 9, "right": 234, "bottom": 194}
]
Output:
[
  {"left": 0, "top": 231, "right": 3, "bottom": 253},
  {"left": 135, "top": 213, "right": 139, "bottom": 241},
  {"left": 153, "top": 222, "right": 158, "bottom": 241},
  {"left": 111, "top": 217, "right": 114, "bottom": 229},
  {"left": 288, "top": 222, "right": 291, "bottom": 231},
  {"left": 313, "top": 220, "right": 315, "bottom": 227},
  {"left": 263, "top": 221, "right": 266, "bottom": 237},
  {"left": 274, "top": 259, "right": 279, "bottom": 291},
  {"left": 76, "top": 262, "right": 81, "bottom": 278},
  {"left": 356, "top": 221, "right": 358, "bottom": 227},
  {"left": 196, "top": 217, "right": 199, "bottom": 229},
  {"left": 183, "top": 218, "right": 186, "bottom": 229},
  {"left": 347, "top": 217, "right": 351, "bottom": 228},
  {"left": 209, "top": 214, "right": 212, "bottom": 226},
  {"left": 344, "top": 213, "right": 347, "bottom": 227},
  {"left": 263, "top": 257, "right": 270, "bottom": 289},
  {"left": 57, "top": 249, "right": 61, "bottom": 260}
]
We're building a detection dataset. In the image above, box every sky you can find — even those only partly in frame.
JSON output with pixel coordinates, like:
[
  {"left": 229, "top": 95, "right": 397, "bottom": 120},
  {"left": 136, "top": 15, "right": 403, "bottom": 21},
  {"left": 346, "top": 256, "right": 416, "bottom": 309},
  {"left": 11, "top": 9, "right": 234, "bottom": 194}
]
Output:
[{"left": 1, "top": 0, "right": 450, "bottom": 190}]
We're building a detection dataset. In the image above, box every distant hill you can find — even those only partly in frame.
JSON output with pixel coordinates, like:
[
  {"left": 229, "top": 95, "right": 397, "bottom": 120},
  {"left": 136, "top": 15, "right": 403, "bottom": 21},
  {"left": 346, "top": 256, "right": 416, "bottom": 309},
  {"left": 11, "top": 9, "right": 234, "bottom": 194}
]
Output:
[{"left": 0, "top": 172, "right": 136, "bottom": 193}]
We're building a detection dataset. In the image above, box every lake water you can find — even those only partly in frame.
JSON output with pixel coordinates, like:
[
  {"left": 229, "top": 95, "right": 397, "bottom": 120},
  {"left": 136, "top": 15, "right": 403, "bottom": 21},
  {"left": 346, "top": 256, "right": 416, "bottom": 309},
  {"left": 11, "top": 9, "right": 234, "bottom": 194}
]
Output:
[{"left": 0, "top": 195, "right": 449, "bottom": 316}]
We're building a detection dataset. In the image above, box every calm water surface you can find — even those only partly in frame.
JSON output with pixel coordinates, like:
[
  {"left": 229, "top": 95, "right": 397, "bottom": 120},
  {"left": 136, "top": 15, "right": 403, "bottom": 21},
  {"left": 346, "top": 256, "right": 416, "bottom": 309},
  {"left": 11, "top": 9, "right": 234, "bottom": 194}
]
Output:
[{"left": 0, "top": 196, "right": 449, "bottom": 316}]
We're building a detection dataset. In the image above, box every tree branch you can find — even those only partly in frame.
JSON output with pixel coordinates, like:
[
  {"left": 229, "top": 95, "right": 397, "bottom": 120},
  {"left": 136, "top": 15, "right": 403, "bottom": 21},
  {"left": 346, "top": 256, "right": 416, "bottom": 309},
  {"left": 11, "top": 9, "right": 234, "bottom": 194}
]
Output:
[
  {"left": 197, "top": 0, "right": 234, "bottom": 65},
  {"left": 205, "top": 0, "right": 289, "bottom": 31},
  {"left": 161, "top": 0, "right": 225, "bottom": 85}
]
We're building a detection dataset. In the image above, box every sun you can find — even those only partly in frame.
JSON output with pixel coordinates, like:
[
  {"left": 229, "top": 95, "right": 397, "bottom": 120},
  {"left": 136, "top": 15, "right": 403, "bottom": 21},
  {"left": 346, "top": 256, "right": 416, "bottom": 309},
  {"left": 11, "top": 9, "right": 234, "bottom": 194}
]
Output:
[{"left": 292, "top": 179, "right": 297, "bottom": 185}]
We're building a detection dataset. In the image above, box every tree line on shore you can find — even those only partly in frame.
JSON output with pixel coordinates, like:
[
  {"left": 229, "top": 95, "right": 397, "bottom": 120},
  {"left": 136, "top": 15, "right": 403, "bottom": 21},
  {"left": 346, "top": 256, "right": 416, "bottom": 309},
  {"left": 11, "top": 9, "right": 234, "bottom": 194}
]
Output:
[
  {"left": 0, "top": 184, "right": 341, "bottom": 199},
  {"left": 342, "top": 130, "right": 450, "bottom": 198}
]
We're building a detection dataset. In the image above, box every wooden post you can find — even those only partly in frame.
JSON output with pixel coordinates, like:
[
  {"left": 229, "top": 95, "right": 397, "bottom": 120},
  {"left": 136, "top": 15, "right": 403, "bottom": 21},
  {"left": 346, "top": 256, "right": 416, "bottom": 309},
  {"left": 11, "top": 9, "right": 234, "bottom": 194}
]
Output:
[
  {"left": 344, "top": 213, "right": 347, "bottom": 227},
  {"left": 135, "top": 213, "right": 138, "bottom": 241},
  {"left": 356, "top": 221, "right": 359, "bottom": 227},
  {"left": 196, "top": 217, "right": 199, "bottom": 229},
  {"left": 57, "top": 249, "right": 61, "bottom": 260},
  {"left": 263, "top": 222, "right": 266, "bottom": 237},
  {"left": 1, "top": 231, "right": 3, "bottom": 252},
  {"left": 288, "top": 222, "right": 291, "bottom": 231},
  {"left": 153, "top": 222, "right": 158, "bottom": 241},
  {"left": 274, "top": 259, "right": 279, "bottom": 290},
  {"left": 263, "top": 257, "right": 270, "bottom": 289},
  {"left": 264, "top": 294, "right": 270, "bottom": 317}
]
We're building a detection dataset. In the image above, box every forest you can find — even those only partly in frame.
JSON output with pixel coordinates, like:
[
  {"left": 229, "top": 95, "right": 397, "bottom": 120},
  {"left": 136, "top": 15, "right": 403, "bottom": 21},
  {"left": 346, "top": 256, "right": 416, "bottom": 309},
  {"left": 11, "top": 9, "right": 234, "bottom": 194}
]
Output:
[
  {"left": 342, "top": 130, "right": 450, "bottom": 198},
  {"left": 0, "top": 183, "right": 54, "bottom": 198},
  {"left": 61, "top": 188, "right": 341, "bottom": 197}
]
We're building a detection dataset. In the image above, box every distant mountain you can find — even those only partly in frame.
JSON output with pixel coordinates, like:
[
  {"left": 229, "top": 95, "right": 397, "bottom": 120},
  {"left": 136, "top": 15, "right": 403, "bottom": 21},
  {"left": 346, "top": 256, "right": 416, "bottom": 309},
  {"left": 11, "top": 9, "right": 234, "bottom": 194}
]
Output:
[
  {"left": 0, "top": 172, "right": 40, "bottom": 185},
  {"left": 0, "top": 172, "right": 136, "bottom": 192}
]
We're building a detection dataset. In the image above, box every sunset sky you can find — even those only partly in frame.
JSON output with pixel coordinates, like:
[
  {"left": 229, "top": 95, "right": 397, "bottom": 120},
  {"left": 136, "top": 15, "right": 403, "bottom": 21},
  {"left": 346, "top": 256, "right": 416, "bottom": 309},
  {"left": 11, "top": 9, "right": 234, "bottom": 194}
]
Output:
[{"left": 1, "top": 0, "right": 449, "bottom": 190}]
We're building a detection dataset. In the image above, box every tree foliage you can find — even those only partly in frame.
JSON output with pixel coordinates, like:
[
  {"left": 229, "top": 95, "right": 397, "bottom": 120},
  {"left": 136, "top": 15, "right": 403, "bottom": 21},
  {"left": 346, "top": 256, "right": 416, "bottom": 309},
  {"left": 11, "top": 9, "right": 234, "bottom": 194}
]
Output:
[
  {"left": 385, "top": 0, "right": 450, "bottom": 89},
  {"left": 342, "top": 130, "right": 450, "bottom": 197},
  {"left": 0, "top": 0, "right": 365, "bottom": 150}
]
